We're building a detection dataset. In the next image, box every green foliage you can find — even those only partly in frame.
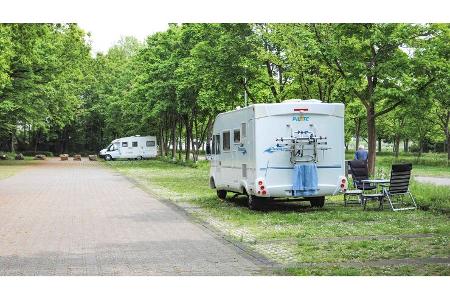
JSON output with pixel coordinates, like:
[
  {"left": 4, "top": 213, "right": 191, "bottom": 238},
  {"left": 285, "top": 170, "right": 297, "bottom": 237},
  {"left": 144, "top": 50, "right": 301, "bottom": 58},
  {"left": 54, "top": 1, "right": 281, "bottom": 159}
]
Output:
[
  {"left": 1, "top": 23, "right": 448, "bottom": 162},
  {"left": 0, "top": 24, "right": 91, "bottom": 153}
]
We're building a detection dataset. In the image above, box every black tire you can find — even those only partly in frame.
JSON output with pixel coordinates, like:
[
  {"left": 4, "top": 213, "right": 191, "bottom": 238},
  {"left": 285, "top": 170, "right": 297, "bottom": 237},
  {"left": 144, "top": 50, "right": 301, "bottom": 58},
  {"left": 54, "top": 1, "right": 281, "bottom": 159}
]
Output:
[
  {"left": 136, "top": 156, "right": 143, "bottom": 160},
  {"left": 310, "top": 196, "right": 325, "bottom": 208},
  {"left": 217, "top": 190, "right": 227, "bottom": 200},
  {"left": 248, "top": 194, "right": 262, "bottom": 210},
  {"left": 104, "top": 154, "right": 112, "bottom": 161}
]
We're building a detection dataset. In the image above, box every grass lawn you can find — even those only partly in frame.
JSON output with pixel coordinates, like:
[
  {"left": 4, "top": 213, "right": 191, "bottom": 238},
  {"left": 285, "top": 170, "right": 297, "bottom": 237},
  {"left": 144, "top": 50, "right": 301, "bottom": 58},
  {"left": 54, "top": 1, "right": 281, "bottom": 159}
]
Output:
[
  {"left": 0, "top": 157, "right": 40, "bottom": 180},
  {"left": 106, "top": 158, "right": 450, "bottom": 276}
]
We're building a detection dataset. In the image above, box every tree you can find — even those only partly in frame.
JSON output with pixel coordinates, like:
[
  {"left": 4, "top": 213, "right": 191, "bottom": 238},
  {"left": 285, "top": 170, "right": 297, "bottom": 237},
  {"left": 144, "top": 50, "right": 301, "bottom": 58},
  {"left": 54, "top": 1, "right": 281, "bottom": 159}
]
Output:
[
  {"left": 312, "top": 24, "right": 429, "bottom": 174},
  {"left": 414, "top": 24, "right": 450, "bottom": 160},
  {"left": 0, "top": 24, "right": 91, "bottom": 153}
]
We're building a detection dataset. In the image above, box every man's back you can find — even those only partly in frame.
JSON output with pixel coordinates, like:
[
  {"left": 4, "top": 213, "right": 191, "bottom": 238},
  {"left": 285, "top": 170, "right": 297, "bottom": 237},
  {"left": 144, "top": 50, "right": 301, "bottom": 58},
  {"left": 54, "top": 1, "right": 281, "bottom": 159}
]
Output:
[{"left": 355, "top": 149, "right": 368, "bottom": 161}]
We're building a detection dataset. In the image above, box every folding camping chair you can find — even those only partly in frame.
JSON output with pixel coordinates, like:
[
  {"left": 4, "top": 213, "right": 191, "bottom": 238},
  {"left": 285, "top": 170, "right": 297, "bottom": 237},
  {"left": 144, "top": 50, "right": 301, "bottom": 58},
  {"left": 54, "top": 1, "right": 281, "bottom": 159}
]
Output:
[
  {"left": 344, "top": 160, "right": 377, "bottom": 206},
  {"left": 382, "top": 163, "right": 417, "bottom": 211}
]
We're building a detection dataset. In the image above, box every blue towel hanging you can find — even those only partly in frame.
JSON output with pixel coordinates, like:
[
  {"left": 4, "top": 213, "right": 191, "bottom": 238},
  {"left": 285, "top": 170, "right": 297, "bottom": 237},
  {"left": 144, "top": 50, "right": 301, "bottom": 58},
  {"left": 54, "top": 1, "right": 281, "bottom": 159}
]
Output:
[{"left": 292, "top": 163, "right": 318, "bottom": 196}]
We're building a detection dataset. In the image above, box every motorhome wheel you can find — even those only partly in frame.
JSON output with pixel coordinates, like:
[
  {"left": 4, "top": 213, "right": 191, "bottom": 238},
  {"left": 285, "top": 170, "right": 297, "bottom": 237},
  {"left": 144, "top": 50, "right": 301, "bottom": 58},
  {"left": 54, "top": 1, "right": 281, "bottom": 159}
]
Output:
[
  {"left": 310, "top": 196, "right": 325, "bottom": 208},
  {"left": 136, "top": 156, "right": 143, "bottom": 160},
  {"left": 217, "top": 190, "right": 227, "bottom": 200},
  {"left": 104, "top": 155, "right": 112, "bottom": 161}
]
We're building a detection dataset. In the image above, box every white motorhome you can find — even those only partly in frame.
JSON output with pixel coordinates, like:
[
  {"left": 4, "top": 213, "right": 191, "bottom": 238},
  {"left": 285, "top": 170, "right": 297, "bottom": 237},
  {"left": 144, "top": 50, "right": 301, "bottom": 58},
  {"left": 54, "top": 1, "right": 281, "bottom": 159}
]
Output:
[
  {"left": 99, "top": 135, "right": 157, "bottom": 161},
  {"left": 207, "top": 99, "right": 347, "bottom": 209}
]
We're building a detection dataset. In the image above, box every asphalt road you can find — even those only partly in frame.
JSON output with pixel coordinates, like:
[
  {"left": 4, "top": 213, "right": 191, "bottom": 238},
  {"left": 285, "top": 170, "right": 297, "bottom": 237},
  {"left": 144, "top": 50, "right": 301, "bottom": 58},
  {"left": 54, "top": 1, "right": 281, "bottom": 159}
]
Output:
[{"left": 414, "top": 176, "right": 450, "bottom": 186}]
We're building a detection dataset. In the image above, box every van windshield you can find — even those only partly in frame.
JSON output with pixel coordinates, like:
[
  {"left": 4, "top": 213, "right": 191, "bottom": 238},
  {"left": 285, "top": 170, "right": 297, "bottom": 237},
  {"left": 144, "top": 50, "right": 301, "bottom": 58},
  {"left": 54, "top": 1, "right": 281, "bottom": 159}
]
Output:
[{"left": 107, "top": 144, "right": 117, "bottom": 151}]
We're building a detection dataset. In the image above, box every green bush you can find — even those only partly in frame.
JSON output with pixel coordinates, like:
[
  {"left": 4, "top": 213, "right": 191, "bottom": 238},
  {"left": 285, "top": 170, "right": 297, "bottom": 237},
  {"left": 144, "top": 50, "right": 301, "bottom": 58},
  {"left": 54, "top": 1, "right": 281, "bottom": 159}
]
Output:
[
  {"left": 346, "top": 151, "right": 449, "bottom": 167},
  {"left": 157, "top": 156, "right": 200, "bottom": 168},
  {"left": 20, "top": 151, "right": 54, "bottom": 157},
  {"left": 67, "top": 152, "right": 97, "bottom": 157}
]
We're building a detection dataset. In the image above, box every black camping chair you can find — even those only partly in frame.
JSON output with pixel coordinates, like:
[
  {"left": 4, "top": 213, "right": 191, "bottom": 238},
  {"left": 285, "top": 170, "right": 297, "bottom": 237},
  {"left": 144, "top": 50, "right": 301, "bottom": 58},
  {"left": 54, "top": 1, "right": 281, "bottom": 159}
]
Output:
[
  {"left": 382, "top": 163, "right": 417, "bottom": 211},
  {"left": 347, "top": 160, "right": 383, "bottom": 209},
  {"left": 344, "top": 160, "right": 375, "bottom": 206},
  {"left": 348, "top": 160, "right": 377, "bottom": 191}
]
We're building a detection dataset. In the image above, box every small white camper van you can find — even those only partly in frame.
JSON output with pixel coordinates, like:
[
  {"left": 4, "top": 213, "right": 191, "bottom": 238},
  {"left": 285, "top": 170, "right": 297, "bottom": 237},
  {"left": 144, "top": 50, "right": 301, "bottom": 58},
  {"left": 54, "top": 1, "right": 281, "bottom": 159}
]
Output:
[
  {"left": 207, "top": 100, "right": 347, "bottom": 209},
  {"left": 99, "top": 135, "right": 157, "bottom": 161}
]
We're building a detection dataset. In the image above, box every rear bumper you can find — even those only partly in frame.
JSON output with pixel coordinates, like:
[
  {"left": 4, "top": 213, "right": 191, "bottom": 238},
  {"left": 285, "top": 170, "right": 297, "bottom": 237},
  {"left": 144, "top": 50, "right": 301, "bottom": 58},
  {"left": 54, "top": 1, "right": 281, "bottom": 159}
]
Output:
[{"left": 254, "top": 184, "right": 340, "bottom": 198}]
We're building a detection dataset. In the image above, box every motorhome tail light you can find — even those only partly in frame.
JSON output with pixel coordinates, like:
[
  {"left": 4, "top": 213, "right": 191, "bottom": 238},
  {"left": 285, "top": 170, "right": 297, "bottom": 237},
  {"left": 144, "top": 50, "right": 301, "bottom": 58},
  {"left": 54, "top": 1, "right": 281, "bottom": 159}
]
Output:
[
  {"left": 258, "top": 180, "right": 263, "bottom": 186},
  {"left": 340, "top": 183, "right": 345, "bottom": 188},
  {"left": 341, "top": 178, "right": 346, "bottom": 183},
  {"left": 294, "top": 108, "right": 309, "bottom": 112},
  {"left": 262, "top": 190, "right": 267, "bottom": 195},
  {"left": 260, "top": 185, "right": 265, "bottom": 190}
]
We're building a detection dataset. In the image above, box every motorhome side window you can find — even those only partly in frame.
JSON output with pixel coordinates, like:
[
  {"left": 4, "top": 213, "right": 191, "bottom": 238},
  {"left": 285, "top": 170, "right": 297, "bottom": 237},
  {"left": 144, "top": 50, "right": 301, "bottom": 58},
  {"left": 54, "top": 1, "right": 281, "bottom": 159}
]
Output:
[
  {"left": 241, "top": 122, "right": 246, "bottom": 138},
  {"left": 146, "top": 141, "right": 156, "bottom": 147},
  {"left": 222, "top": 131, "right": 230, "bottom": 151},
  {"left": 214, "top": 134, "right": 220, "bottom": 154},
  {"left": 233, "top": 129, "right": 240, "bottom": 143},
  {"left": 122, "top": 142, "right": 128, "bottom": 147},
  {"left": 132, "top": 141, "right": 138, "bottom": 147}
]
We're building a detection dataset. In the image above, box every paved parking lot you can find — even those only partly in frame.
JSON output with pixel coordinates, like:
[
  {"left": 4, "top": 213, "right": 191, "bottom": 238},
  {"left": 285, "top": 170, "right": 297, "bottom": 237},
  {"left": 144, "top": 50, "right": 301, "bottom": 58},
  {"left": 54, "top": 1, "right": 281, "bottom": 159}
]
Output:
[{"left": 0, "top": 159, "right": 261, "bottom": 275}]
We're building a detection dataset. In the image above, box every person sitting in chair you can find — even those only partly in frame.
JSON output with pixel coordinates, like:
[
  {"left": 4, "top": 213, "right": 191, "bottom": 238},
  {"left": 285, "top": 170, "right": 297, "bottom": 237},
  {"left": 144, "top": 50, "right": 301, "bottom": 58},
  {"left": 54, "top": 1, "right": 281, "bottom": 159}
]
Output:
[{"left": 354, "top": 145, "right": 368, "bottom": 161}]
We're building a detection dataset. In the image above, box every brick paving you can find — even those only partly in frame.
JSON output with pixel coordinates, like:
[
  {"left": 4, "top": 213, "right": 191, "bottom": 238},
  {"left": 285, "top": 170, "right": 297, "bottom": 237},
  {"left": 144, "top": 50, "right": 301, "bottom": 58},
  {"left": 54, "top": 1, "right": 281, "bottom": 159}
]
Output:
[{"left": 0, "top": 159, "right": 261, "bottom": 275}]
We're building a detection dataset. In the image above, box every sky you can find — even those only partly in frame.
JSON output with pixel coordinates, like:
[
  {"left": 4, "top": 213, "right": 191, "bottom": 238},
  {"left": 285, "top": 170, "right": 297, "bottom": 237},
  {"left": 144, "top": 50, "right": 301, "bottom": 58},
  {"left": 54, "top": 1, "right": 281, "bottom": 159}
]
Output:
[
  {"left": 78, "top": 21, "right": 169, "bottom": 54},
  {"left": 2, "top": 0, "right": 446, "bottom": 55}
]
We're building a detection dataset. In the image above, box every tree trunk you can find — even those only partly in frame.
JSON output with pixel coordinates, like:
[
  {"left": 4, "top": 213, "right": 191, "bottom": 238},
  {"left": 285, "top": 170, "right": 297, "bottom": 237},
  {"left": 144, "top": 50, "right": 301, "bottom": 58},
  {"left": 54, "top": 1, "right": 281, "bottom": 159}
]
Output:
[
  {"left": 446, "top": 131, "right": 450, "bottom": 161},
  {"left": 34, "top": 131, "right": 39, "bottom": 152},
  {"left": 184, "top": 116, "right": 191, "bottom": 161},
  {"left": 355, "top": 118, "right": 361, "bottom": 151},
  {"left": 418, "top": 139, "right": 424, "bottom": 158},
  {"left": 394, "top": 135, "right": 400, "bottom": 158},
  {"left": 159, "top": 127, "right": 165, "bottom": 157},
  {"left": 10, "top": 133, "right": 14, "bottom": 152},
  {"left": 178, "top": 120, "right": 182, "bottom": 161},
  {"left": 404, "top": 139, "right": 409, "bottom": 152},
  {"left": 366, "top": 106, "right": 376, "bottom": 175},
  {"left": 171, "top": 118, "right": 176, "bottom": 160}
]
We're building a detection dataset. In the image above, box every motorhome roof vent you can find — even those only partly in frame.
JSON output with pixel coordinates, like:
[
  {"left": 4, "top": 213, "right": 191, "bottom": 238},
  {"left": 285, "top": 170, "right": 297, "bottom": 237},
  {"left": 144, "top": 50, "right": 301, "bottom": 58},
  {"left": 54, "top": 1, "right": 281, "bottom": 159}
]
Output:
[{"left": 283, "top": 99, "right": 322, "bottom": 103}]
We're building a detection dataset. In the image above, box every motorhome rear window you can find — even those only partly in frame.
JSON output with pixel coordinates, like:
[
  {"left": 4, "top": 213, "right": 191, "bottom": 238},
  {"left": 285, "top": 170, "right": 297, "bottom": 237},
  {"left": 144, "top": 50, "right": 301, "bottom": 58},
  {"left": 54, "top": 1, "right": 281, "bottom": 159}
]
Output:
[
  {"left": 233, "top": 129, "right": 240, "bottom": 143},
  {"left": 122, "top": 142, "right": 128, "bottom": 147},
  {"left": 146, "top": 141, "right": 156, "bottom": 147},
  {"left": 132, "top": 141, "right": 138, "bottom": 147},
  {"left": 222, "top": 131, "right": 230, "bottom": 151}
]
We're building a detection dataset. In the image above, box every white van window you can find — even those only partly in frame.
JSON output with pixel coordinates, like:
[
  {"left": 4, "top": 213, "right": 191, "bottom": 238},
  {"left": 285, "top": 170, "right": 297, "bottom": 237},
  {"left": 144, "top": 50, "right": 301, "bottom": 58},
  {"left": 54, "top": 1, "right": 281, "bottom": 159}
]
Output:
[
  {"left": 241, "top": 123, "right": 247, "bottom": 138},
  {"left": 122, "top": 141, "right": 128, "bottom": 147},
  {"left": 214, "top": 134, "right": 220, "bottom": 154},
  {"left": 233, "top": 129, "right": 240, "bottom": 143},
  {"left": 132, "top": 141, "right": 138, "bottom": 147},
  {"left": 222, "top": 131, "right": 230, "bottom": 151},
  {"left": 146, "top": 141, "right": 156, "bottom": 147}
]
